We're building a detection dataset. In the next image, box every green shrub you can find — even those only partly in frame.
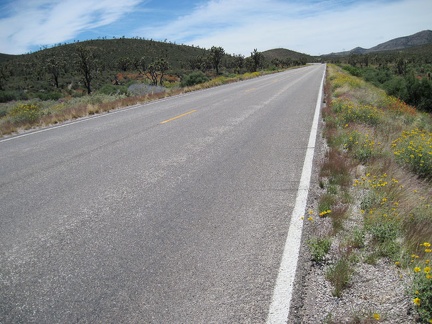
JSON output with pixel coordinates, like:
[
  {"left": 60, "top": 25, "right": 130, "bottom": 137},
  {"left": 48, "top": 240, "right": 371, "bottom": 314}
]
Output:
[
  {"left": 0, "top": 91, "right": 27, "bottom": 103},
  {"left": 34, "top": 92, "right": 62, "bottom": 101},
  {"left": 333, "top": 99, "right": 383, "bottom": 126},
  {"left": 0, "top": 106, "right": 7, "bottom": 118},
  {"left": 392, "top": 128, "right": 432, "bottom": 179},
  {"left": 318, "top": 193, "right": 336, "bottom": 214},
  {"left": 348, "top": 227, "right": 365, "bottom": 249},
  {"left": 411, "top": 242, "right": 432, "bottom": 322},
  {"left": 97, "top": 84, "right": 129, "bottom": 95},
  {"left": 308, "top": 237, "right": 332, "bottom": 263},
  {"left": 366, "top": 219, "right": 399, "bottom": 243},
  {"left": 8, "top": 103, "right": 42, "bottom": 124},
  {"left": 0, "top": 91, "right": 17, "bottom": 103},
  {"left": 383, "top": 76, "right": 409, "bottom": 101},
  {"left": 181, "top": 71, "right": 209, "bottom": 87},
  {"left": 342, "top": 65, "right": 361, "bottom": 77},
  {"left": 343, "top": 131, "right": 380, "bottom": 163},
  {"left": 326, "top": 257, "right": 352, "bottom": 297}
]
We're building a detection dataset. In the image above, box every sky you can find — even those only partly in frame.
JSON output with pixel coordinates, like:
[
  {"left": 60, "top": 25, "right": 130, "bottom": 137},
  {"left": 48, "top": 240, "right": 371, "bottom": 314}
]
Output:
[{"left": 0, "top": 0, "right": 431, "bottom": 56}]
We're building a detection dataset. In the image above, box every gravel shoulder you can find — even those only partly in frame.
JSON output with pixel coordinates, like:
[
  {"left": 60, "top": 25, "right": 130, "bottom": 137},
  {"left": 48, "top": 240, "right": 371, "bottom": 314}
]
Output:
[{"left": 288, "top": 102, "right": 417, "bottom": 323}]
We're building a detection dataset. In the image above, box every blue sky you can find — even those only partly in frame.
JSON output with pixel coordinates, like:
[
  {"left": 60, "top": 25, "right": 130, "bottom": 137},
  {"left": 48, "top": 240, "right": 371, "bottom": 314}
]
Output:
[{"left": 0, "top": 0, "right": 431, "bottom": 56}]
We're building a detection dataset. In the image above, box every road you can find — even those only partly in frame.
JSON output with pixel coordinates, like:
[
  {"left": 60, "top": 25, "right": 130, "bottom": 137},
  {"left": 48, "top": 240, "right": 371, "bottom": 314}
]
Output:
[{"left": 0, "top": 64, "right": 325, "bottom": 323}]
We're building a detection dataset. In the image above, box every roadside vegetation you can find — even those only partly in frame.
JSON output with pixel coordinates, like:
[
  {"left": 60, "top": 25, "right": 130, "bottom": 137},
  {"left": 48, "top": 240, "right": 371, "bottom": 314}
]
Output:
[
  {"left": 0, "top": 70, "right": 279, "bottom": 136},
  {"left": 308, "top": 64, "right": 432, "bottom": 322},
  {"left": 0, "top": 38, "right": 311, "bottom": 137},
  {"left": 324, "top": 44, "right": 432, "bottom": 114}
]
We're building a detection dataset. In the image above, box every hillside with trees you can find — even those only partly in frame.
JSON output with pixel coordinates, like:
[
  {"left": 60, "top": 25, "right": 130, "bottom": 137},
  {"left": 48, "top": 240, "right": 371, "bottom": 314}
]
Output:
[
  {"left": 326, "top": 30, "right": 432, "bottom": 56},
  {"left": 0, "top": 38, "right": 309, "bottom": 103},
  {"left": 321, "top": 31, "right": 432, "bottom": 113},
  {"left": 1, "top": 31, "right": 431, "bottom": 136},
  {"left": 262, "top": 48, "right": 313, "bottom": 67}
]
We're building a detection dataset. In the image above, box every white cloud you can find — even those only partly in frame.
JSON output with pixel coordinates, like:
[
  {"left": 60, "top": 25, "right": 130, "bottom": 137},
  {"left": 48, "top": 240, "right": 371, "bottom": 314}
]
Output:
[
  {"left": 0, "top": 0, "right": 142, "bottom": 54},
  {"left": 136, "top": 0, "right": 432, "bottom": 56},
  {"left": 1, "top": 0, "right": 431, "bottom": 55}
]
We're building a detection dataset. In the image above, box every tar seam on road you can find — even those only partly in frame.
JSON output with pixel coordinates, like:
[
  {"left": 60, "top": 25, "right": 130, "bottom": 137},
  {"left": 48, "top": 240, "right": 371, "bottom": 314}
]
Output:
[{"left": 266, "top": 65, "right": 326, "bottom": 324}]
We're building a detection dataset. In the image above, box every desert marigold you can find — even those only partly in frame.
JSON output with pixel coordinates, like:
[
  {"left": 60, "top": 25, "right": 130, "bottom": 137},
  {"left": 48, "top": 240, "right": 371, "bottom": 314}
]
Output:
[
  {"left": 373, "top": 313, "right": 380, "bottom": 320},
  {"left": 424, "top": 267, "right": 431, "bottom": 274},
  {"left": 414, "top": 267, "right": 421, "bottom": 273},
  {"left": 413, "top": 297, "right": 421, "bottom": 306}
]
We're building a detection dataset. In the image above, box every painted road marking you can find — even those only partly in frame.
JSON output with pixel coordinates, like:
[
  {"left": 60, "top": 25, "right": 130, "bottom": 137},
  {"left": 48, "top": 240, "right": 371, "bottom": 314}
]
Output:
[
  {"left": 266, "top": 65, "right": 326, "bottom": 324},
  {"left": 160, "top": 110, "right": 197, "bottom": 124}
]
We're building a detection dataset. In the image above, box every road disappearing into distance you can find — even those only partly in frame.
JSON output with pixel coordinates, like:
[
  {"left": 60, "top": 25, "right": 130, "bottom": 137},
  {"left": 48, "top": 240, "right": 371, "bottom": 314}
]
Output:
[{"left": 1, "top": 64, "right": 325, "bottom": 323}]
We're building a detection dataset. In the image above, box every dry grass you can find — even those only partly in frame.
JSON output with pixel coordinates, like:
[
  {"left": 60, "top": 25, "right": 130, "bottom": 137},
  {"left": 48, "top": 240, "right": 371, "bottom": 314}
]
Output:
[
  {"left": 0, "top": 71, "right": 275, "bottom": 137},
  {"left": 311, "top": 64, "right": 432, "bottom": 322}
]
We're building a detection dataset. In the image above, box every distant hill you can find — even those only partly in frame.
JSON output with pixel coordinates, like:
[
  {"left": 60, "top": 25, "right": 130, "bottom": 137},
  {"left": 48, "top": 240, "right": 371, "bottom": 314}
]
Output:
[
  {"left": 396, "top": 43, "right": 432, "bottom": 56},
  {"left": 0, "top": 38, "right": 218, "bottom": 100},
  {"left": 262, "top": 48, "right": 314, "bottom": 63},
  {"left": 0, "top": 53, "right": 19, "bottom": 64},
  {"left": 5, "top": 38, "right": 210, "bottom": 70},
  {"left": 0, "top": 38, "right": 309, "bottom": 100},
  {"left": 369, "top": 30, "right": 432, "bottom": 52},
  {"left": 326, "top": 30, "right": 432, "bottom": 56}
]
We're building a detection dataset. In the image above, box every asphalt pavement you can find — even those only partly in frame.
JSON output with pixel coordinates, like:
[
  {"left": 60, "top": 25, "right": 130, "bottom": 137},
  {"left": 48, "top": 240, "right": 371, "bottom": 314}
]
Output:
[{"left": 0, "top": 64, "right": 325, "bottom": 323}]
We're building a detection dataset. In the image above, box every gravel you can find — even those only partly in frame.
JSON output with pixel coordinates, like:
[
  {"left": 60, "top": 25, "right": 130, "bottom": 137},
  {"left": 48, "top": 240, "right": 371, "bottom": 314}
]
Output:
[{"left": 288, "top": 110, "right": 418, "bottom": 323}]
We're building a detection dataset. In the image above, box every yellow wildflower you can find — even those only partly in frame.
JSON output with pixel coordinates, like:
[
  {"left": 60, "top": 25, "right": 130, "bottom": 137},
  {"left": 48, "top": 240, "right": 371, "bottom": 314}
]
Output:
[
  {"left": 414, "top": 267, "right": 421, "bottom": 273},
  {"left": 373, "top": 313, "right": 380, "bottom": 320},
  {"left": 413, "top": 297, "right": 421, "bottom": 306}
]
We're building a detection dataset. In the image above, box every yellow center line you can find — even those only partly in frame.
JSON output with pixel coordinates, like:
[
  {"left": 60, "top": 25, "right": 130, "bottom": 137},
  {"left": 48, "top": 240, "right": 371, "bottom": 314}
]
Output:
[{"left": 160, "top": 110, "right": 197, "bottom": 124}]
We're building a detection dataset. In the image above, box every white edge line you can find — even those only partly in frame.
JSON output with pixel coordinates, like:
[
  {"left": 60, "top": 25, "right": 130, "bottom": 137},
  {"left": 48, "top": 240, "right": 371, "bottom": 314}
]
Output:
[{"left": 266, "top": 64, "right": 326, "bottom": 324}]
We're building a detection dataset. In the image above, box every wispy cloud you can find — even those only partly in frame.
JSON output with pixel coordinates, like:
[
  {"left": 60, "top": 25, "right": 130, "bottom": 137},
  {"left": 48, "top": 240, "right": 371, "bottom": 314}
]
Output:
[
  {"left": 0, "top": 0, "right": 431, "bottom": 55},
  {"left": 0, "top": 0, "right": 143, "bottom": 54},
  {"left": 136, "top": 0, "right": 432, "bottom": 55}
]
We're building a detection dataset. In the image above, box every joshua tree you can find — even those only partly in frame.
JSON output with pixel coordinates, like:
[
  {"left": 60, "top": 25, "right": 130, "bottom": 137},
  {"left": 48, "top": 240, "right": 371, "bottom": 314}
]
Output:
[
  {"left": 250, "top": 49, "right": 264, "bottom": 72},
  {"left": 45, "top": 55, "right": 64, "bottom": 89},
  {"left": 75, "top": 46, "right": 97, "bottom": 94},
  {"left": 209, "top": 46, "right": 225, "bottom": 74}
]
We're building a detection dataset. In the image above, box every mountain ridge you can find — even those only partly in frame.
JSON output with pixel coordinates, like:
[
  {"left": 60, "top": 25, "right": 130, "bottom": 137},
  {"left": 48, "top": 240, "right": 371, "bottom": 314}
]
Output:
[
  {"left": 325, "top": 30, "right": 432, "bottom": 56},
  {"left": 1, "top": 30, "right": 431, "bottom": 65}
]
